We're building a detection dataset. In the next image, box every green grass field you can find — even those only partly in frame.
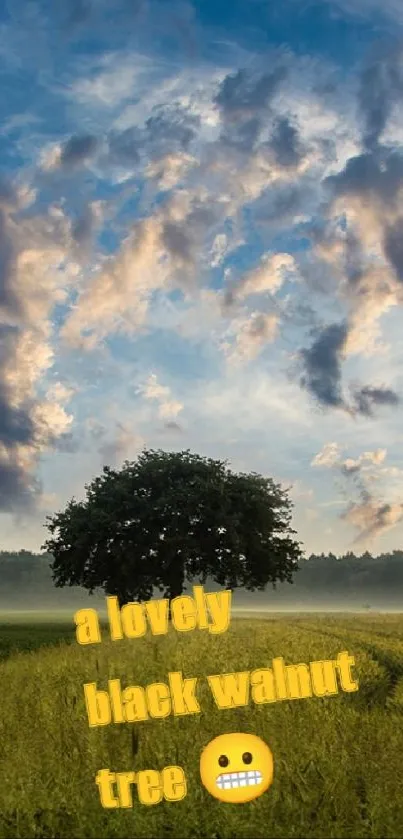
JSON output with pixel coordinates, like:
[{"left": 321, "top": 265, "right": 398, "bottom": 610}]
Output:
[{"left": 1, "top": 612, "right": 403, "bottom": 839}]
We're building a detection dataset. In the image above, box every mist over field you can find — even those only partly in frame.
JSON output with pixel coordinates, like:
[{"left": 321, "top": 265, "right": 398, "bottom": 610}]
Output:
[{"left": 2, "top": 550, "right": 403, "bottom": 614}]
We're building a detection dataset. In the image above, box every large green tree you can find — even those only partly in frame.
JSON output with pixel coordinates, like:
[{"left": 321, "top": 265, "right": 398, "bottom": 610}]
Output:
[{"left": 42, "top": 449, "right": 302, "bottom": 606}]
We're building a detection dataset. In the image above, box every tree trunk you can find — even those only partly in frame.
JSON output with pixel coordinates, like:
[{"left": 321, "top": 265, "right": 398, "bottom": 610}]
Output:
[
  {"left": 165, "top": 569, "right": 185, "bottom": 622},
  {"left": 116, "top": 590, "right": 129, "bottom": 609}
]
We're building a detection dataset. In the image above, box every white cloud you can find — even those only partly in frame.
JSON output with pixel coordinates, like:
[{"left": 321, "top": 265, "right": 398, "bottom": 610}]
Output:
[
  {"left": 210, "top": 233, "right": 228, "bottom": 268},
  {"left": 137, "top": 373, "right": 183, "bottom": 420},
  {"left": 233, "top": 252, "right": 298, "bottom": 300},
  {"left": 69, "top": 52, "right": 159, "bottom": 109},
  {"left": 145, "top": 152, "right": 198, "bottom": 190},
  {"left": 319, "top": 0, "right": 403, "bottom": 24},
  {"left": 311, "top": 442, "right": 342, "bottom": 468},
  {"left": 221, "top": 311, "right": 279, "bottom": 364}
]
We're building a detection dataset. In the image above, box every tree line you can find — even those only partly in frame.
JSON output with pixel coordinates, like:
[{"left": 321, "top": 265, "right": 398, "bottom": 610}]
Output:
[{"left": 1, "top": 550, "right": 403, "bottom": 606}]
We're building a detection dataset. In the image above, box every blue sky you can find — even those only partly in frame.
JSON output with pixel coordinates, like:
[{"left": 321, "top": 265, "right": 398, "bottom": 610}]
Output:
[{"left": 1, "top": 0, "right": 403, "bottom": 556}]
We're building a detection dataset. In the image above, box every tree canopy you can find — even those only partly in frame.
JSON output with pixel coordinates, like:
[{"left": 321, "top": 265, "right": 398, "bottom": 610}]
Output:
[{"left": 42, "top": 448, "right": 302, "bottom": 606}]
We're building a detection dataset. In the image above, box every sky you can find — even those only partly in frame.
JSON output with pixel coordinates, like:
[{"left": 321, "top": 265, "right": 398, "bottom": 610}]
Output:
[{"left": 0, "top": 0, "right": 403, "bottom": 558}]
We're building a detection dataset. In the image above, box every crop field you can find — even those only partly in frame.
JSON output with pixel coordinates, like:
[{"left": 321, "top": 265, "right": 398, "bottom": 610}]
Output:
[{"left": 0, "top": 613, "right": 403, "bottom": 839}]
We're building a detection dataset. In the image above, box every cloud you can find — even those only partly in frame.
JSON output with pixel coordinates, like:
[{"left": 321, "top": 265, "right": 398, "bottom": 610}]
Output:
[
  {"left": 211, "top": 65, "right": 289, "bottom": 159},
  {"left": 340, "top": 449, "right": 387, "bottom": 478},
  {"left": 107, "top": 126, "right": 142, "bottom": 167},
  {"left": 312, "top": 442, "right": 387, "bottom": 474},
  {"left": 214, "top": 66, "right": 287, "bottom": 123},
  {"left": 210, "top": 233, "right": 228, "bottom": 268},
  {"left": 299, "top": 318, "right": 400, "bottom": 415},
  {"left": 0, "top": 188, "right": 78, "bottom": 510},
  {"left": 145, "top": 102, "right": 201, "bottom": 154},
  {"left": 221, "top": 311, "right": 279, "bottom": 364},
  {"left": 352, "top": 384, "right": 400, "bottom": 416},
  {"left": 104, "top": 100, "right": 201, "bottom": 176},
  {"left": 224, "top": 252, "right": 297, "bottom": 307},
  {"left": 383, "top": 216, "right": 403, "bottom": 282},
  {"left": 59, "top": 134, "right": 98, "bottom": 169},
  {"left": 61, "top": 185, "right": 230, "bottom": 347},
  {"left": 300, "top": 321, "right": 348, "bottom": 409},
  {"left": 321, "top": 0, "right": 403, "bottom": 24},
  {"left": 41, "top": 135, "right": 98, "bottom": 172},
  {"left": 99, "top": 422, "right": 145, "bottom": 466},
  {"left": 311, "top": 440, "right": 402, "bottom": 544},
  {"left": 311, "top": 442, "right": 342, "bottom": 468},
  {"left": 70, "top": 52, "right": 158, "bottom": 109},
  {"left": 137, "top": 373, "right": 183, "bottom": 419},
  {"left": 342, "top": 494, "right": 403, "bottom": 546},
  {"left": 164, "top": 420, "right": 182, "bottom": 432},
  {"left": 145, "top": 152, "right": 197, "bottom": 190},
  {"left": 322, "top": 145, "right": 403, "bottom": 357},
  {"left": 2, "top": 22, "right": 403, "bottom": 558},
  {"left": 61, "top": 214, "right": 167, "bottom": 347},
  {"left": 266, "top": 116, "right": 306, "bottom": 168},
  {"left": 358, "top": 44, "right": 403, "bottom": 151}
]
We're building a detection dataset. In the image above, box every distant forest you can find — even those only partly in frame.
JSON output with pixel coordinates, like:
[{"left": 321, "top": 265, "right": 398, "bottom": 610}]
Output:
[{"left": 1, "top": 549, "right": 403, "bottom": 610}]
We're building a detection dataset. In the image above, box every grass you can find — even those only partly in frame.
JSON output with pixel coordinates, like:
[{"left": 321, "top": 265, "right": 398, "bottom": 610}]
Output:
[{"left": 0, "top": 613, "right": 403, "bottom": 838}]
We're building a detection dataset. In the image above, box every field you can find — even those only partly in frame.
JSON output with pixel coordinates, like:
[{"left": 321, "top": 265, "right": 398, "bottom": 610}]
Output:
[{"left": 1, "top": 612, "right": 403, "bottom": 839}]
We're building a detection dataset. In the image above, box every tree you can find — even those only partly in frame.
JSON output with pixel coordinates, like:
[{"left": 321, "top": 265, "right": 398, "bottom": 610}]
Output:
[{"left": 42, "top": 448, "right": 302, "bottom": 607}]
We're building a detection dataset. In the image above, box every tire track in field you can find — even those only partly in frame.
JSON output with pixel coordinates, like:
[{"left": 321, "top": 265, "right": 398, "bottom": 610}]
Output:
[{"left": 283, "top": 620, "right": 403, "bottom": 710}]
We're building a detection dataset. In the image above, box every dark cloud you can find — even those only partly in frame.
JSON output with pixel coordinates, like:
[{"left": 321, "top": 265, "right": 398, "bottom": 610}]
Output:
[
  {"left": 0, "top": 389, "right": 34, "bottom": 448},
  {"left": 164, "top": 421, "right": 182, "bottom": 432},
  {"left": 267, "top": 116, "right": 305, "bottom": 168},
  {"left": 145, "top": 103, "right": 200, "bottom": 153},
  {"left": 352, "top": 385, "right": 400, "bottom": 417},
  {"left": 254, "top": 183, "right": 304, "bottom": 224},
  {"left": 59, "top": 134, "right": 98, "bottom": 169},
  {"left": 0, "top": 178, "right": 17, "bottom": 208},
  {"left": 219, "top": 116, "right": 262, "bottom": 152},
  {"left": 0, "top": 325, "right": 38, "bottom": 509},
  {"left": 0, "top": 208, "right": 19, "bottom": 316},
  {"left": 358, "top": 44, "right": 403, "bottom": 150},
  {"left": 249, "top": 313, "right": 275, "bottom": 339},
  {"left": 383, "top": 217, "right": 403, "bottom": 282},
  {"left": 300, "top": 321, "right": 348, "bottom": 408},
  {"left": 344, "top": 230, "right": 366, "bottom": 287},
  {"left": 214, "top": 67, "right": 286, "bottom": 121},
  {"left": 326, "top": 148, "right": 403, "bottom": 205},
  {"left": 340, "top": 462, "right": 361, "bottom": 477},
  {"left": 0, "top": 180, "right": 20, "bottom": 317},
  {"left": 325, "top": 147, "right": 403, "bottom": 281},
  {"left": 0, "top": 459, "right": 38, "bottom": 512},
  {"left": 162, "top": 199, "right": 222, "bottom": 272},
  {"left": 162, "top": 222, "right": 193, "bottom": 264},
  {"left": 108, "top": 127, "right": 142, "bottom": 166},
  {"left": 214, "top": 67, "right": 287, "bottom": 153},
  {"left": 0, "top": 185, "right": 40, "bottom": 513},
  {"left": 72, "top": 205, "right": 95, "bottom": 249},
  {"left": 299, "top": 321, "right": 400, "bottom": 415},
  {"left": 106, "top": 103, "right": 200, "bottom": 170}
]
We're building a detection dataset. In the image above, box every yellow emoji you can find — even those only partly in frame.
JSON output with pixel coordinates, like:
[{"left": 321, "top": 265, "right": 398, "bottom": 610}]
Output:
[{"left": 199, "top": 732, "right": 274, "bottom": 803}]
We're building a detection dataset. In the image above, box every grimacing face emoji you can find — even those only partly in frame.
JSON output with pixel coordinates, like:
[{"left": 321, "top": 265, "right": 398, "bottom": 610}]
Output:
[{"left": 199, "top": 733, "right": 274, "bottom": 803}]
